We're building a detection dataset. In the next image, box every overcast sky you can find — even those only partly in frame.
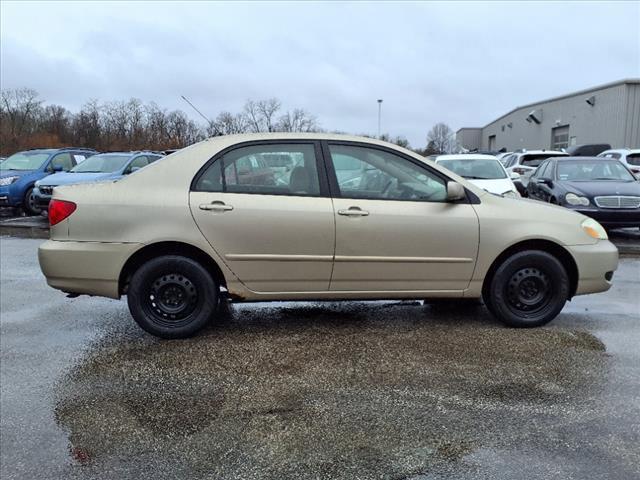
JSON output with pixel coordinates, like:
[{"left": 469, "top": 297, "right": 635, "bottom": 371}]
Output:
[{"left": 1, "top": 1, "right": 639, "bottom": 147}]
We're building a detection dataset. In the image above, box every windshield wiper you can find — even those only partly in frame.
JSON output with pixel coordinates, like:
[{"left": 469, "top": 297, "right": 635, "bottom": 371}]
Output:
[{"left": 463, "top": 175, "right": 489, "bottom": 180}]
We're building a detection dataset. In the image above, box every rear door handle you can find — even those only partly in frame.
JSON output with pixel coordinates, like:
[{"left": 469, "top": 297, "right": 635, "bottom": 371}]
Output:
[
  {"left": 199, "top": 201, "right": 234, "bottom": 212},
  {"left": 338, "top": 207, "right": 369, "bottom": 217}
]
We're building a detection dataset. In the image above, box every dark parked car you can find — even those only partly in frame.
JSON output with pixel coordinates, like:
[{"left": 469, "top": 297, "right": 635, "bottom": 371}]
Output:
[
  {"left": 527, "top": 156, "right": 640, "bottom": 229},
  {"left": 565, "top": 144, "right": 611, "bottom": 157},
  {"left": 0, "top": 147, "right": 97, "bottom": 214}
]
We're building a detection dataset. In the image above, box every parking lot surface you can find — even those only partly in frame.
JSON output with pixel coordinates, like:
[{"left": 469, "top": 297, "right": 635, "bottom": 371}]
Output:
[{"left": 1, "top": 237, "right": 639, "bottom": 479}]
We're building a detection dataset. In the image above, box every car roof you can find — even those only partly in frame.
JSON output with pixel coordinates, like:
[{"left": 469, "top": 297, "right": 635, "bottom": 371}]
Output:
[
  {"left": 435, "top": 154, "right": 498, "bottom": 161},
  {"left": 17, "top": 149, "right": 57, "bottom": 154},
  {"left": 517, "top": 150, "right": 567, "bottom": 155},
  {"left": 600, "top": 148, "right": 640, "bottom": 154},
  {"left": 554, "top": 156, "right": 619, "bottom": 162}
]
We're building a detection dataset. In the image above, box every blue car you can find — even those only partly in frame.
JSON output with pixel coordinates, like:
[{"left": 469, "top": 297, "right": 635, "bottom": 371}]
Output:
[
  {"left": 33, "top": 151, "right": 164, "bottom": 209},
  {"left": 0, "top": 147, "right": 97, "bottom": 215}
]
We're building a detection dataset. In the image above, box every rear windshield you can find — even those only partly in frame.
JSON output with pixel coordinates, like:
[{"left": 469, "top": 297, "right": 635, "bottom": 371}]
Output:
[
  {"left": 521, "top": 153, "right": 566, "bottom": 167},
  {"left": 438, "top": 159, "right": 506, "bottom": 179},
  {"left": 557, "top": 161, "right": 636, "bottom": 181},
  {"left": 626, "top": 153, "right": 640, "bottom": 166}
]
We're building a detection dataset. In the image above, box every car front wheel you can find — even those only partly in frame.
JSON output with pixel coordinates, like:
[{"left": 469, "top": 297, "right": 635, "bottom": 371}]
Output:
[
  {"left": 127, "top": 255, "right": 218, "bottom": 338},
  {"left": 488, "top": 250, "right": 569, "bottom": 328},
  {"left": 23, "top": 187, "right": 42, "bottom": 216}
]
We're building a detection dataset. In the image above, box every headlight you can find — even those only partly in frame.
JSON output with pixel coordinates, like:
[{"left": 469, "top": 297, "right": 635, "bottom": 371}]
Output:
[
  {"left": 582, "top": 218, "right": 608, "bottom": 240},
  {"left": 0, "top": 176, "right": 19, "bottom": 186},
  {"left": 565, "top": 193, "right": 590, "bottom": 206},
  {"left": 502, "top": 190, "right": 519, "bottom": 198}
]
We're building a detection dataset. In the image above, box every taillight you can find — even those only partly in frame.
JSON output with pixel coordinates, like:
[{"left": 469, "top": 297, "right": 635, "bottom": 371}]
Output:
[
  {"left": 513, "top": 167, "right": 530, "bottom": 175},
  {"left": 48, "top": 199, "right": 77, "bottom": 226}
]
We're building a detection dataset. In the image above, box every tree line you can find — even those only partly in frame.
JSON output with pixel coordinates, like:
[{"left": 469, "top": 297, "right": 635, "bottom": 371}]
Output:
[{"left": 1, "top": 87, "right": 457, "bottom": 157}]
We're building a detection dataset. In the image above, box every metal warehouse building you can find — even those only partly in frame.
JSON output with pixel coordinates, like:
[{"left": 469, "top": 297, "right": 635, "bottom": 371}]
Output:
[{"left": 457, "top": 79, "right": 640, "bottom": 152}]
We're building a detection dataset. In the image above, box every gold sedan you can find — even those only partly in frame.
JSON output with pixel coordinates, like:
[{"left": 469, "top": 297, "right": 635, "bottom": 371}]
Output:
[{"left": 39, "top": 134, "right": 618, "bottom": 338}]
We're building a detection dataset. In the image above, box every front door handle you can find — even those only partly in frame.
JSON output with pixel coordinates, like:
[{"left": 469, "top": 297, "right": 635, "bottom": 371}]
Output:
[
  {"left": 338, "top": 206, "right": 369, "bottom": 217},
  {"left": 199, "top": 201, "right": 234, "bottom": 212}
]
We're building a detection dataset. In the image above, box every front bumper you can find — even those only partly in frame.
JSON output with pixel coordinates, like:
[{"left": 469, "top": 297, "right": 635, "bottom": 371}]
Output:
[
  {"left": 32, "top": 186, "right": 52, "bottom": 208},
  {"left": 570, "top": 207, "right": 640, "bottom": 229},
  {"left": 567, "top": 240, "right": 619, "bottom": 296},
  {"left": 0, "top": 185, "right": 21, "bottom": 207},
  {"left": 38, "top": 240, "right": 143, "bottom": 299}
]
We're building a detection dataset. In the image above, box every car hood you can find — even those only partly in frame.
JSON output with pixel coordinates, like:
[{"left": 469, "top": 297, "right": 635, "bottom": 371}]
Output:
[
  {"left": 0, "top": 169, "right": 32, "bottom": 179},
  {"left": 561, "top": 180, "right": 640, "bottom": 197},
  {"left": 468, "top": 178, "right": 517, "bottom": 195},
  {"left": 38, "top": 172, "right": 118, "bottom": 186}
]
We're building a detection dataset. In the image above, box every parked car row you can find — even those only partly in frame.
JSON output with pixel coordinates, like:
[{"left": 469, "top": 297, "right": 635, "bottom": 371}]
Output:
[
  {"left": 33, "top": 151, "right": 164, "bottom": 208},
  {"left": 437, "top": 149, "right": 640, "bottom": 230},
  {"left": 0, "top": 148, "right": 166, "bottom": 214}
]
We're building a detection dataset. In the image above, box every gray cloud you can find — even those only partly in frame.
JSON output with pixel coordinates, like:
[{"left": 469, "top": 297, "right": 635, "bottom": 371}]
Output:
[{"left": 1, "top": 1, "right": 638, "bottom": 147}]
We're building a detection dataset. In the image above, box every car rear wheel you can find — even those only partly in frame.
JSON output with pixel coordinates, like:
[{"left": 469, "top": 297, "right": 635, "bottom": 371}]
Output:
[
  {"left": 488, "top": 250, "right": 569, "bottom": 328},
  {"left": 127, "top": 255, "right": 218, "bottom": 339},
  {"left": 23, "top": 187, "right": 42, "bottom": 216}
]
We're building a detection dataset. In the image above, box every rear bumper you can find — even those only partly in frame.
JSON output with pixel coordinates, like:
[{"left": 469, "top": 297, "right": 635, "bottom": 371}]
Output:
[
  {"left": 38, "top": 240, "right": 143, "bottom": 299},
  {"left": 567, "top": 240, "right": 619, "bottom": 296}
]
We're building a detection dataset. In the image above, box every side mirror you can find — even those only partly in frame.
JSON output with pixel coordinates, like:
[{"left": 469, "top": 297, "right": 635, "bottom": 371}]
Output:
[
  {"left": 130, "top": 166, "right": 141, "bottom": 173},
  {"left": 510, "top": 172, "right": 521, "bottom": 180},
  {"left": 53, "top": 164, "right": 63, "bottom": 172},
  {"left": 539, "top": 177, "right": 553, "bottom": 187},
  {"left": 446, "top": 182, "right": 466, "bottom": 202}
]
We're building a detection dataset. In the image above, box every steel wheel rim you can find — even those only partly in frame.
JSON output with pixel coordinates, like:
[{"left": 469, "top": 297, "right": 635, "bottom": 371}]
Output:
[
  {"left": 505, "top": 267, "right": 552, "bottom": 316},
  {"left": 146, "top": 273, "right": 198, "bottom": 326}
]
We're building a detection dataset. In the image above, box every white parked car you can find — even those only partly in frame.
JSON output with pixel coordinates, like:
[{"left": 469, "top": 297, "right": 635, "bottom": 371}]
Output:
[
  {"left": 435, "top": 154, "right": 521, "bottom": 198},
  {"left": 503, "top": 150, "right": 569, "bottom": 186},
  {"left": 597, "top": 149, "right": 640, "bottom": 176},
  {"left": 495, "top": 151, "right": 513, "bottom": 165}
]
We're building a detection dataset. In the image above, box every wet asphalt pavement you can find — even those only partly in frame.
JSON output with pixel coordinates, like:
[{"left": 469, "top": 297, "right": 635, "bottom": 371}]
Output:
[{"left": 1, "top": 238, "right": 639, "bottom": 480}]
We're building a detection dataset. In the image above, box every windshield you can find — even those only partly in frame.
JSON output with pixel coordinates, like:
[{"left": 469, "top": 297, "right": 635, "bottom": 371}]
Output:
[
  {"left": 438, "top": 159, "right": 507, "bottom": 179},
  {"left": 0, "top": 152, "right": 51, "bottom": 171},
  {"left": 71, "top": 154, "right": 131, "bottom": 173},
  {"left": 557, "top": 161, "right": 636, "bottom": 181}
]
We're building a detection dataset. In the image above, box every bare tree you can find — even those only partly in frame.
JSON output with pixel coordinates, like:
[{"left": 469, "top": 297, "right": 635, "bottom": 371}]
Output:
[
  {"left": 276, "top": 108, "right": 318, "bottom": 132},
  {"left": 243, "top": 98, "right": 282, "bottom": 132},
  {"left": 0, "top": 88, "right": 43, "bottom": 151},
  {"left": 426, "top": 122, "right": 455, "bottom": 154},
  {"left": 72, "top": 100, "right": 102, "bottom": 149},
  {"left": 211, "top": 111, "right": 249, "bottom": 136},
  {"left": 0, "top": 90, "right": 327, "bottom": 156}
]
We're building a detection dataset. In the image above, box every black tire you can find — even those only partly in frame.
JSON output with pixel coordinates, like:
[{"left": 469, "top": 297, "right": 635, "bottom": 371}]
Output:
[
  {"left": 488, "top": 250, "right": 569, "bottom": 328},
  {"left": 127, "top": 255, "right": 218, "bottom": 339},
  {"left": 23, "top": 187, "right": 42, "bottom": 216}
]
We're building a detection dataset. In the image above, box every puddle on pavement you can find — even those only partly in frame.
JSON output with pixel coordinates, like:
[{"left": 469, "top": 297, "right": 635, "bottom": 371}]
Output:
[{"left": 54, "top": 300, "right": 616, "bottom": 478}]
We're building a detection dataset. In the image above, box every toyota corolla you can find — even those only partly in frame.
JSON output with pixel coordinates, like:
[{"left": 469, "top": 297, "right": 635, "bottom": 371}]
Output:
[{"left": 38, "top": 134, "right": 618, "bottom": 338}]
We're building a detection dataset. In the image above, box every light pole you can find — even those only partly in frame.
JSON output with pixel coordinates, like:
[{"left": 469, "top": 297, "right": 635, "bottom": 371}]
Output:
[{"left": 377, "top": 99, "right": 383, "bottom": 138}]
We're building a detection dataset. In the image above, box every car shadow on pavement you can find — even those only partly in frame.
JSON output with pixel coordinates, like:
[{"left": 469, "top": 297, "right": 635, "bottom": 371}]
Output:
[{"left": 53, "top": 300, "right": 631, "bottom": 480}]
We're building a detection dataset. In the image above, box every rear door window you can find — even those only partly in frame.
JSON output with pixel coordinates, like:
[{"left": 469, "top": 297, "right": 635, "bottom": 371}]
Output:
[{"left": 194, "top": 143, "right": 321, "bottom": 196}]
